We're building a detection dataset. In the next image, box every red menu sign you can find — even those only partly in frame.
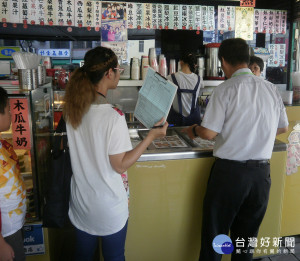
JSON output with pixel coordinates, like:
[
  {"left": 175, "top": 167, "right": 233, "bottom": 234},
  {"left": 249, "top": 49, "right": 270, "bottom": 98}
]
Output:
[
  {"left": 240, "top": 0, "right": 256, "bottom": 7},
  {"left": 9, "top": 98, "right": 31, "bottom": 150}
]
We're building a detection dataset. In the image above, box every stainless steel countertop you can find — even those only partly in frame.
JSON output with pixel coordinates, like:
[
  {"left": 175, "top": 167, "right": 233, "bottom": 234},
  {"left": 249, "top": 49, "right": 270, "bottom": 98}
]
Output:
[{"left": 130, "top": 128, "right": 287, "bottom": 162}]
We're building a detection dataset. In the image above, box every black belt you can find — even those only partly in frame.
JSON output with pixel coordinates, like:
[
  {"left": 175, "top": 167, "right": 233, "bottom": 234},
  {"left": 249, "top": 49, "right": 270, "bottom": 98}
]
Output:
[{"left": 216, "top": 158, "right": 270, "bottom": 166}]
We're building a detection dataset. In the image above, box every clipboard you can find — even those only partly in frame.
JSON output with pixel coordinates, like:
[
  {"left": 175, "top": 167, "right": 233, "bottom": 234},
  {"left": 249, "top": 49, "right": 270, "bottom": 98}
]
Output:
[{"left": 134, "top": 67, "right": 177, "bottom": 129}]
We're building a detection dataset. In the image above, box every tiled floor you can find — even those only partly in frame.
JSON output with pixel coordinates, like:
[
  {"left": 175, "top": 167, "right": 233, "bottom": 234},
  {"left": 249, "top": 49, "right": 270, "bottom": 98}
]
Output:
[{"left": 254, "top": 236, "right": 300, "bottom": 261}]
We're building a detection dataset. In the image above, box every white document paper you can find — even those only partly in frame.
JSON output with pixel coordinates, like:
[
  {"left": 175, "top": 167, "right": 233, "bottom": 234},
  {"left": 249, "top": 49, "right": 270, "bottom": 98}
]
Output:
[{"left": 134, "top": 67, "right": 177, "bottom": 129}]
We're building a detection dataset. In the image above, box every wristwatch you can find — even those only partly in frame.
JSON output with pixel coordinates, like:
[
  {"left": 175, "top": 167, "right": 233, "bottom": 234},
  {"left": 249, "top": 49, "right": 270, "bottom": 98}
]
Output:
[{"left": 192, "top": 125, "right": 199, "bottom": 137}]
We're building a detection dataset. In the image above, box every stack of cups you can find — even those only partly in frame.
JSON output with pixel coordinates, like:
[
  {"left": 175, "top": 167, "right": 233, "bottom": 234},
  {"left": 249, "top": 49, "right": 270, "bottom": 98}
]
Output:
[
  {"left": 169, "top": 59, "right": 176, "bottom": 74},
  {"left": 131, "top": 57, "right": 140, "bottom": 80},
  {"left": 159, "top": 57, "right": 167, "bottom": 78},
  {"left": 149, "top": 48, "right": 158, "bottom": 72}
]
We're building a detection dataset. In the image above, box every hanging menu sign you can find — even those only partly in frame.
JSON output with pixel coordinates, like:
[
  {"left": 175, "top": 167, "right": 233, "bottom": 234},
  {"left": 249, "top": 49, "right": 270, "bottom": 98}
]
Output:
[
  {"left": 127, "top": 3, "right": 135, "bottom": 28},
  {"left": 0, "top": 0, "right": 9, "bottom": 22},
  {"left": 194, "top": 6, "right": 201, "bottom": 30},
  {"left": 84, "top": 1, "right": 93, "bottom": 27},
  {"left": 254, "top": 9, "right": 261, "bottom": 33},
  {"left": 201, "top": 6, "right": 208, "bottom": 31},
  {"left": 45, "top": 0, "right": 56, "bottom": 25},
  {"left": 268, "top": 44, "right": 286, "bottom": 67},
  {"left": 9, "top": 98, "right": 31, "bottom": 150},
  {"left": 274, "top": 10, "right": 281, "bottom": 34},
  {"left": 20, "top": 0, "right": 29, "bottom": 23},
  {"left": 93, "top": 0, "right": 101, "bottom": 29},
  {"left": 157, "top": 4, "right": 163, "bottom": 29},
  {"left": 64, "top": 0, "right": 74, "bottom": 26},
  {"left": 57, "top": 0, "right": 65, "bottom": 26},
  {"left": 144, "top": 3, "right": 152, "bottom": 29},
  {"left": 36, "top": 0, "right": 45, "bottom": 25},
  {"left": 218, "top": 6, "right": 235, "bottom": 31},
  {"left": 172, "top": 4, "right": 180, "bottom": 30},
  {"left": 227, "top": 6, "right": 235, "bottom": 31},
  {"left": 9, "top": 0, "right": 20, "bottom": 24},
  {"left": 28, "top": 0, "right": 38, "bottom": 25},
  {"left": 268, "top": 9, "right": 275, "bottom": 34},
  {"left": 163, "top": 4, "right": 170, "bottom": 30},
  {"left": 281, "top": 10, "right": 287, "bottom": 34},
  {"left": 151, "top": 4, "right": 157, "bottom": 29},
  {"left": 180, "top": 5, "right": 188, "bottom": 30},
  {"left": 75, "top": 0, "right": 84, "bottom": 27},
  {"left": 187, "top": 5, "right": 195, "bottom": 30},
  {"left": 218, "top": 6, "right": 226, "bottom": 31},
  {"left": 235, "top": 7, "right": 254, "bottom": 40},
  {"left": 207, "top": 6, "right": 215, "bottom": 31},
  {"left": 136, "top": 3, "right": 144, "bottom": 28}
]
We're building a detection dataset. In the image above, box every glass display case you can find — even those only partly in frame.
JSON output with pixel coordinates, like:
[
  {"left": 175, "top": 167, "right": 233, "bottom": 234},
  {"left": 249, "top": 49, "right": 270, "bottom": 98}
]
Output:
[{"left": 0, "top": 82, "right": 54, "bottom": 222}]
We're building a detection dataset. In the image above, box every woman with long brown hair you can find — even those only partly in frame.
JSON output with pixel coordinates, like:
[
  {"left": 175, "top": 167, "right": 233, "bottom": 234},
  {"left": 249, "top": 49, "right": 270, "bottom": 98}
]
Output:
[{"left": 63, "top": 46, "right": 167, "bottom": 261}]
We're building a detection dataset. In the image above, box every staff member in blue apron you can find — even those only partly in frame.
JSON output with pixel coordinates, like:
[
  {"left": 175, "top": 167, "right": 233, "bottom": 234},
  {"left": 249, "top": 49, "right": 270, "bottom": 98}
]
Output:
[{"left": 167, "top": 53, "right": 203, "bottom": 126}]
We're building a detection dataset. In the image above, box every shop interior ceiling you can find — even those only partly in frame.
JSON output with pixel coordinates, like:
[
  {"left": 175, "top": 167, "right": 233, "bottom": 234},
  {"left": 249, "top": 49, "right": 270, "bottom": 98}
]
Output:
[{"left": 0, "top": 0, "right": 292, "bottom": 41}]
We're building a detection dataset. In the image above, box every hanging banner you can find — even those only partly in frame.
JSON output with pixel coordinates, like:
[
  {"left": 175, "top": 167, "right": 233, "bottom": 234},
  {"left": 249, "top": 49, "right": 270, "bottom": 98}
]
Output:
[
  {"left": 218, "top": 6, "right": 226, "bottom": 31},
  {"left": 136, "top": 3, "right": 144, "bottom": 28},
  {"left": 218, "top": 6, "right": 235, "bottom": 31},
  {"left": 281, "top": 10, "right": 287, "bottom": 34},
  {"left": 93, "top": 1, "right": 101, "bottom": 29},
  {"left": 36, "top": 0, "right": 46, "bottom": 25},
  {"left": 207, "top": 6, "right": 215, "bottom": 31},
  {"left": 163, "top": 4, "right": 170, "bottom": 30},
  {"left": 194, "top": 5, "right": 201, "bottom": 31},
  {"left": 75, "top": 0, "right": 84, "bottom": 27},
  {"left": 254, "top": 9, "right": 261, "bottom": 33},
  {"left": 274, "top": 10, "right": 281, "bottom": 34},
  {"left": 0, "top": 0, "right": 9, "bottom": 22},
  {"left": 9, "top": 98, "right": 31, "bottom": 151},
  {"left": 187, "top": 5, "right": 195, "bottom": 30},
  {"left": 144, "top": 3, "right": 152, "bottom": 29},
  {"left": 227, "top": 6, "right": 235, "bottom": 31},
  {"left": 180, "top": 5, "right": 188, "bottom": 30},
  {"left": 9, "top": 0, "right": 20, "bottom": 24},
  {"left": 235, "top": 7, "right": 254, "bottom": 40},
  {"left": 268, "top": 9, "right": 275, "bottom": 34},
  {"left": 45, "top": 0, "right": 56, "bottom": 25},
  {"left": 151, "top": 4, "right": 158, "bottom": 29},
  {"left": 20, "top": 0, "right": 29, "bottom": 23},
  {"left": 201, "top": 6, "right": 208, "bottom": 31},
  {"left": 28, "top": 0, "right": 38, "bottom": 25},
  {"left": 268, "top": 44, "right": 286, "bottom": 67},
  {"left": 84, "top": 1, "right": 93, "bottom": 27},
  {"left": 173, "top": 5, "right": 181, "bottom": 30},
  {"left": 127, "top": 2, "right": 136, "bottom": 28},
  {"left": 156, "top": 4, "right": 163, "bottom": 29}
]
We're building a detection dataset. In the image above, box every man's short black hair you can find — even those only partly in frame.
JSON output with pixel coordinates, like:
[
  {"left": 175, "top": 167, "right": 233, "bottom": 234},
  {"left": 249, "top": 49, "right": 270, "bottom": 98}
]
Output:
[
  {"left": 0, "top": 87, "right": 8, "bottom": 114},
  {"left": 249, "top": 56, "right": 264, "bottom": 72},
  {"left": 218, "top": 38, "right": 250, "bottom": 66}
]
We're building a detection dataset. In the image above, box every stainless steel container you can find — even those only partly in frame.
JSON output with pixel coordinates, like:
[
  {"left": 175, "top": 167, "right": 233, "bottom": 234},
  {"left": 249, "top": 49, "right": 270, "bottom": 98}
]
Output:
[
  {"left": 205, "top": 43, "right": 224, "bottom": 79},
  {"left": 18, "top": 69, "right": 38, "bottom": 90},
  {"left": 37, "top": 65, "right": 46, "bottom": 85},
  {"left": 197, "top": 57, "right": 205, "bottom": 78}
]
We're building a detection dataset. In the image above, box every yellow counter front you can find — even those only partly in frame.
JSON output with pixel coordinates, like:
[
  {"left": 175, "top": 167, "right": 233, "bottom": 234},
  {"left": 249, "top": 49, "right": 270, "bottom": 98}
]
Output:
[
  {"left": 125, "top": 147, "right": 287, "bottom": 261},
  {"left": 277, "top": 105, "right": 300, "bottom": 237}
]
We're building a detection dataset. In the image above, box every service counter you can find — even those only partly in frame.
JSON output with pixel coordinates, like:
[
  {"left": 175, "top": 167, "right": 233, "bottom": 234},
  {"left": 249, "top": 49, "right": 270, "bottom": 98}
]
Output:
[{"left": 124, "top": 128, "right": 287, "bottom": 261}]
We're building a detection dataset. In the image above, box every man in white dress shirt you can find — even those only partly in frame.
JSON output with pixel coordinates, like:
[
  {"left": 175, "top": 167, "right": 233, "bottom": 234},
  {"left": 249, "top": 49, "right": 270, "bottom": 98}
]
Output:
[{"left": 183, "top": 38, "right": 289, "bottom": 261}]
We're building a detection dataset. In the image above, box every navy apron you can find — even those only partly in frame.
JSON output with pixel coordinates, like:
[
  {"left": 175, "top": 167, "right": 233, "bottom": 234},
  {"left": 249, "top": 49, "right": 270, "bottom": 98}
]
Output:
[{"left": 167, "top": 74, "right": 201, "bottom": 126}]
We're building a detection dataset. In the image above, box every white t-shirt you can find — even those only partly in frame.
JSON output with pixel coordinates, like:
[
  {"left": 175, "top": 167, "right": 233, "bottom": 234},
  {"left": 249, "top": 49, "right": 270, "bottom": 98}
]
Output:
[
  {"left": 201, "top": 68, "right": 289, "bottom": 161},
  {"left": 66, "top": 104, "right": 132, "bottom": 236},
  {"left": 167, "top": 72, "right": 203, "bottom": 117}
]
